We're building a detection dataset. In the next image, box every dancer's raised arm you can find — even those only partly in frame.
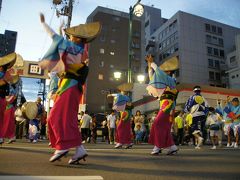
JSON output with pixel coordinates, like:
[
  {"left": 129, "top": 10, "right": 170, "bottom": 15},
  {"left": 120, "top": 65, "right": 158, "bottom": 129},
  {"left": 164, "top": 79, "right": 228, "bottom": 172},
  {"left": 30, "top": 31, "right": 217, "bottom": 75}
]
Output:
[{"left": 40, "top": 13, "right": 56, "bottom": 38}]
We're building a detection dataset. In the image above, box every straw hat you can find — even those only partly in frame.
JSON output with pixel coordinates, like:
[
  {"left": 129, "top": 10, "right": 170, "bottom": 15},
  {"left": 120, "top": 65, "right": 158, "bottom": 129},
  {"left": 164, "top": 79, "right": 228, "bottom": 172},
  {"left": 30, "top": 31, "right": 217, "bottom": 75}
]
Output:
[
  {"left": 21, "top": 102, "right": 38, "bottom": 120},
  {"left": 36, "top": 97, "right": 42, "bottom": 102},
  {"left": 0, "top": 53, "right": 16, "bottom": 69},
  {"left": 65, "top": 22, "right": 101, "bottom": 43},
  {"left": 117, "top": 83, "right": 133, "bottom": 92},
  {"left": 159, "top": 56, "right": 179, "bottom": 72}
]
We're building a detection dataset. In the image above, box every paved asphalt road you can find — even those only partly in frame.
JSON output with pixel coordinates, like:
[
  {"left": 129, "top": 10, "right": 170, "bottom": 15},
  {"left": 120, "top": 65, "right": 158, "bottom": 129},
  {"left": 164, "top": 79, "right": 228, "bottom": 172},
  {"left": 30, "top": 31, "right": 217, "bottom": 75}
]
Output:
[{"left": 0, "top": 140, "right": 240, "bottom": 180}]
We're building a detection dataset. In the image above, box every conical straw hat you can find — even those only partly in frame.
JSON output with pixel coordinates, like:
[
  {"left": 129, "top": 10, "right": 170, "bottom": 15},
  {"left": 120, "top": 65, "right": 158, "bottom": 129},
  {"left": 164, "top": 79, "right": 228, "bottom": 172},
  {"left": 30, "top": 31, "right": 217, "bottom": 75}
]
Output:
[
  {"left": 65, "top": 22, "right": 101, "bottom": 43},
  {"left": 117, "top": 83, "right": 133, "bottom": 92},
  {"left": 21, "top": 102, "right": 38, "bottom": 120},
  {"left": 0, "top": 53, "right": 16, "bottom": 69},
  {"left": 159, "top": 56, "right": 179, "bottom": 71}
]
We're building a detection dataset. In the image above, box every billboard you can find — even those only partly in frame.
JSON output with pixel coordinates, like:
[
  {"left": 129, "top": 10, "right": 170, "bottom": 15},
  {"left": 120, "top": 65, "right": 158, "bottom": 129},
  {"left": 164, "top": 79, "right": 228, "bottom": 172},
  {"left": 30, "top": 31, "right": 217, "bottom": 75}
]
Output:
[{"left": 9, "top": 55, "right": 48, "bottom": 79}]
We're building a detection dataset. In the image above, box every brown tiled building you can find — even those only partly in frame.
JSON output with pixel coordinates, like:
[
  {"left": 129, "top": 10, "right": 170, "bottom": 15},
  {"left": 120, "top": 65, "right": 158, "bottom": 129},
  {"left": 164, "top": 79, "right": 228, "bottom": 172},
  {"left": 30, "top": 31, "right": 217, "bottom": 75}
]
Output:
[{"left": 86, "top": 6, "right": 143, "bottom": 113}]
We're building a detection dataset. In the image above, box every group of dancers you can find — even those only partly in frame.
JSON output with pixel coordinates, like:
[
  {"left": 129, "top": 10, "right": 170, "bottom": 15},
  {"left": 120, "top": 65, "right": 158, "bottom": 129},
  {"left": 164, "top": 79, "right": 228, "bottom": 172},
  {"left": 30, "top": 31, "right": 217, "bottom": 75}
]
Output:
[
  {"left": 2, "top": 13, "right": 238, "bottom": 166},
  {"left": 0, "top": 13, "right": 183, "bottom": 164}
]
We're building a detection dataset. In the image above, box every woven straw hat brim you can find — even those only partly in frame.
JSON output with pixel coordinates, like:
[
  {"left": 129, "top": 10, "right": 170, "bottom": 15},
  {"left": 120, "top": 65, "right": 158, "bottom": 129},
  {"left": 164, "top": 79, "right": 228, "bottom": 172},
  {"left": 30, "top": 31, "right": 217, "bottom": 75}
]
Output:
[
  {"left": 21, "top": 102, "right": 38, "bottom": 120},
  {"left": 0, "top": 53, "right": 17, "bottom": 69},
  {"left": 65, "top": 22, "right": 101, "bottom": 43},
  {"left": 117, "top": 83, "right": 133, "bottom": 92},
  {"left": 159, "top": 56, "right": 179, "bottom": 71}
]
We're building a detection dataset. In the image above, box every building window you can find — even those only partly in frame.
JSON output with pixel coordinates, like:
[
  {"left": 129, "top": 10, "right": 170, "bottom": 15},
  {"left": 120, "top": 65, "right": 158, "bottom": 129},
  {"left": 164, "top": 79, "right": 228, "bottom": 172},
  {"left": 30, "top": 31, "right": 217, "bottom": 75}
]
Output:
[
  {"left": 174, "top": 43, "right": 179, "bottom": 52},
  {"left": 162, "top": 41, "right": 166, "bottom": 49},
  {"left": 100, "top": 48, "right": 105, "bottom": 54},
  {"left": 207, "top": 47, "right": 212, "bottom": 54},
  {"left": 215, "top": 72, "right": 221, "bottom": 81},
  {"left": 205, "top": 24, "right": 211, "bottom": 31},
  {"left": 159, "top": 43, "right": 162, "bottom": 50},
  {"left": 100, "top": 35, "right": 105, "bottom": 42},
  {"left": 172, "top": 20, "right": 177, "bottom": 29},
  {"left": 206, "top": 35, "right": 211, "bottom": 43},
  {"left": 110, "top": 39, "right": 116, "bottom": 44},
  {"left": 218, "top": 38, "right": 223, "bottom": 46},
  {"left": 212, "top": 25, "right": 217, "bottom": 33},
  {"left": 99, "top": 61, "right": 104, "bottom": 67},
  {"left": 230, "top": 56, "right": 236, "bottom": 63},
  {"left": 133, "top": 31, "right": 140, "bottom": 37},
  {"left": 170, "top": 35, "right": 175, "bottom": 44},
  {"left": 214, "top": 48, "right": 219, "bottom": 56},
  {"left": 109, "top": 51, "right": 115, "bottom": 56},
  {"left": 112, "top": 16, "right": 120, "bottom": 22},
  {"left": 174, "top": 32, "right": 178, "bottom": 40},
  {"left": 215, "top": 60, "right": 220, "bottom": 69},
  {"left": 209, "top": 71, "right": 215, "bottom": 80},
  {"left": 169, "top": 24, "right": 173, "bottom": 32},
  {"left": 212, "top": 36, "right": 218, "bottom": 44},
  {"left": 217, "top": 27, "right": 222, "bottom": 35},
  {"left": 98, "top": 74, "right": 104, "bottom": 80},
  {"left": 145, "top": 20, "right": 149, "bottom": 27},
  {"left": 132, "top": 42, "right": 140, "bottom": 49},
  {"left": 159, "top": 54, "right": 163, "bottom": 62},
  {"left": 166, "top": 38, "right": 170, "bottom": 46},
  {"left": 208, "top": 59, "right": 214, "bottom": 67},
  {"left": 175, "top": 69, "right": 179, "bottom": 77},
  {"left": 159, "top": 32, "right": 163, "bottom": 40},
  {"left": 110, "top": 64, "right": 114, "bottom": 68},
  {"left": 219, "top": 50, "right": 224, "bottom": 58},
  {"left": 170, "top": 46, "right": 174, "bottom": 54}
]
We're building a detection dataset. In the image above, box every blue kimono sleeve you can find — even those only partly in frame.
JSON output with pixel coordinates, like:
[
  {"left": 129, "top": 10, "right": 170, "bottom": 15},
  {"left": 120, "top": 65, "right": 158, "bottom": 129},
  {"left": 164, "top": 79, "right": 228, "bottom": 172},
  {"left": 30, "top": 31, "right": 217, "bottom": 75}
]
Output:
[{"left": 41, "top": 34, "right": 64, "bottom": 61}]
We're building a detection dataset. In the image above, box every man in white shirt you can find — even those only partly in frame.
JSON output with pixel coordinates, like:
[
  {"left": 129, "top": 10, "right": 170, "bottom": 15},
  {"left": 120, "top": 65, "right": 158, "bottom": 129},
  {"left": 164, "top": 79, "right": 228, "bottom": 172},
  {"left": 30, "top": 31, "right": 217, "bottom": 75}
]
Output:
[
  {"left": 107, "top": 110, "right": 116, "bottom": 144},
  {"left": 80, "top": 111, "right": 92, "bottom": 143}
]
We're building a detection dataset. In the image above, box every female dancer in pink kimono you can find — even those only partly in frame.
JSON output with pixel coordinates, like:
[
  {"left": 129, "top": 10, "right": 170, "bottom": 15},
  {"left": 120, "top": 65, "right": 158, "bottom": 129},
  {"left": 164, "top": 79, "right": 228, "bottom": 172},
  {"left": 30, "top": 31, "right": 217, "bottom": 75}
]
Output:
[
  {"left": 146, "top": 54, "right": 179, "bottom": 155},
  {"left": 39, "top": 13, "right": 101, "bottom": 164}
]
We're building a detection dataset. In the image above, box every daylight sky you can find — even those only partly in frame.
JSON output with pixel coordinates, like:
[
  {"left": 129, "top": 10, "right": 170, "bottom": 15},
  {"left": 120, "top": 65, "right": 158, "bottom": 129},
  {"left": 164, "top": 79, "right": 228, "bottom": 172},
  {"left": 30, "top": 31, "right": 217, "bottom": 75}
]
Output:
[
  {"left": 0, "top": 0, "right": 239, "bottom": 101},
  {"left": 1, "top": 0, "right": 240, "bottom": 61}
]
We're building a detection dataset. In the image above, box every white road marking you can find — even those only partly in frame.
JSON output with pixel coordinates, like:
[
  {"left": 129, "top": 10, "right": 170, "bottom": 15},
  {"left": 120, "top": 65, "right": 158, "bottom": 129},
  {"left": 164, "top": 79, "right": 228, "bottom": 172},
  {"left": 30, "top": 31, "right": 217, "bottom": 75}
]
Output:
[{"left": 0, "top": 176, "right": 103, "bottom": 180}]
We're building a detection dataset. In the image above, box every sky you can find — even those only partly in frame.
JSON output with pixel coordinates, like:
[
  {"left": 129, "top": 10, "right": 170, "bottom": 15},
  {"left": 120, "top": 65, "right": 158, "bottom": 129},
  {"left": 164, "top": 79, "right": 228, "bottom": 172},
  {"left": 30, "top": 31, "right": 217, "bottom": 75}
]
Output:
[{"left": 0, "top": 0, "right": 240, "bottom": 101}]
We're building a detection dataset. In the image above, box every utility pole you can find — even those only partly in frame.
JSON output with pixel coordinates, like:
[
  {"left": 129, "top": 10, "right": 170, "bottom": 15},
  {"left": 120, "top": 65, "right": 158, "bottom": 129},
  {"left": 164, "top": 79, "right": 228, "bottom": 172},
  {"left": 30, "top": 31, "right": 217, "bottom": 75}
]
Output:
[
  {"left": 52, "top": 0, "right": 74, "bottom": 28},
  {"left": 66, "top": 0, "right": 73, "bottom": 28}
]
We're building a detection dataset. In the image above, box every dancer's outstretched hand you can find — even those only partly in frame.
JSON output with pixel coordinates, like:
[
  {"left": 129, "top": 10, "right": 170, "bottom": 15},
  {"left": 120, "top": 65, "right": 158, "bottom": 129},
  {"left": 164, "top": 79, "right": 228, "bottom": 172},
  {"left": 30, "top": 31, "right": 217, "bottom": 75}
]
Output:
[
  {"left": 145, "top": 54, "right": 153, "bottom": 63},
  {"left": 40, "top": 13, "right": 45, "bottom": 23}
]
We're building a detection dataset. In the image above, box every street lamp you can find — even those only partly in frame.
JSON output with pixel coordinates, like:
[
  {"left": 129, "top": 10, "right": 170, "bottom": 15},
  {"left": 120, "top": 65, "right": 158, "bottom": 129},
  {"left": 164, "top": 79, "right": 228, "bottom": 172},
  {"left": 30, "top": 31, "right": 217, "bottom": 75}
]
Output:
[
  {"left": 113, "top": 71, "right": 122, "bottom": 80},
  {"left": 128, "top": 0, "right": 144, "bottom": 84},
  {"left": 137, "top": 74, "right": 145, "bottom": 83}
]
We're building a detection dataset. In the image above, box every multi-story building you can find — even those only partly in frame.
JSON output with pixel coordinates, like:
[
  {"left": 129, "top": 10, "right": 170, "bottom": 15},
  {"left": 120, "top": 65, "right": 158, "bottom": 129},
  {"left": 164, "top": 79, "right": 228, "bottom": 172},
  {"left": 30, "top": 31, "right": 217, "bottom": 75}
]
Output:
[
  {"left": 145, "top": 11, "right": 240, "bottom": 87},
  {"left": 226, "top": 34, "right": 240, "bottom": 89},
  {"left": 142, "top": 6, "right": 166, "bottom": 74},
  {"left": 86, "top": 6, "right": 143, "bottom": 113},
  {"left": 0, "top": 30, "right": 17, "bottom": 57}
]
